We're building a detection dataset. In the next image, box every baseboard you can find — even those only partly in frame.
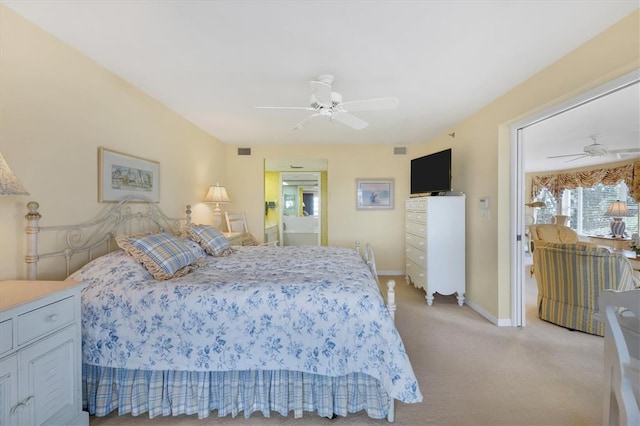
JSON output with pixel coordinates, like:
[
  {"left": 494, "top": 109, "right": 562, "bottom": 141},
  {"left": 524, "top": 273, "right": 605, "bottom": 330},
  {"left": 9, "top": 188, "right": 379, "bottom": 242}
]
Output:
[
  {"left": 378, "top": 270, "right": 405, "bottom": 276},
  {"left": 465, "top": 298, "right": 513, "bottom": 327},
  {"left": 378, "top": 273, "right": 514, "bottom": 327}
]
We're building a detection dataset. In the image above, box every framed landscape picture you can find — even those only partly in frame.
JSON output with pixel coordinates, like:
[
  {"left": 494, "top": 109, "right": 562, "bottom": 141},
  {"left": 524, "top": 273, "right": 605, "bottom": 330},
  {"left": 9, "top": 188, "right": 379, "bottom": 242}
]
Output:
[
  {"left": 356, "top": 179, "right": 394, "bottom": 210},
  {"left": 98, "top": 147, "right": 159, "bottom": 202}
]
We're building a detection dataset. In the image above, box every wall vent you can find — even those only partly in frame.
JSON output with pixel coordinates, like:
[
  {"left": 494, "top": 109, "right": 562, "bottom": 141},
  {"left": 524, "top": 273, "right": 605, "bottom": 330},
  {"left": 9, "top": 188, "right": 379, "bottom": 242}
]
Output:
[
  {"left": 393, "top": 147, "right": 407, "bottom": 155},
  {"left": 237, "top": 147, "right": 252, "bottom": 156}
]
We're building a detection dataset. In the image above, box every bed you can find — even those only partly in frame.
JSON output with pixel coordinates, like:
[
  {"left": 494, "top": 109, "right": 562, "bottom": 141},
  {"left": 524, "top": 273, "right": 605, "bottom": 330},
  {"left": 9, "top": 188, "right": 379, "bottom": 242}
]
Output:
[{"left": 24, "top": 197, "right": 422, "bottom": 421}]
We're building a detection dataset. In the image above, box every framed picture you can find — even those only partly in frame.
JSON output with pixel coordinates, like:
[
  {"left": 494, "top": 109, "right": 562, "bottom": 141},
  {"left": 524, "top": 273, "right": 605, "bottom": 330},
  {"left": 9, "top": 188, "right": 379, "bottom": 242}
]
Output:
[
  {"left": 98, "top": 147, "right": 159, "bottom": 202},
  {"left": 356, "top": 179, "right": 394, "bottom": 210}
]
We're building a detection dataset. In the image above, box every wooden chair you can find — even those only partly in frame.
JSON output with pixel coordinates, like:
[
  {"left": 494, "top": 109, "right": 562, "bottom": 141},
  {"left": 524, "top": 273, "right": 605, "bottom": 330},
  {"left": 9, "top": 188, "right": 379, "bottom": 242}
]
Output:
[
  {"left": 224, "top": 211, "right": 248, "bottom": 234},
  {"left": 224, "top": 212, "right": 277, "bottom": 246},
  {"left": 599, "top": 289, "right": 640, "bottom": 426}
]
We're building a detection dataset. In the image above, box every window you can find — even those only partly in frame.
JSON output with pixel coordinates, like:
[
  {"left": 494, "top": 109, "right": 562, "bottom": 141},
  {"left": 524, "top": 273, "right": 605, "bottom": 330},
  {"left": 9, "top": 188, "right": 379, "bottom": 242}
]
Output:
[{"left": 534, "top": 181, "right": 639, "bottom": 236}]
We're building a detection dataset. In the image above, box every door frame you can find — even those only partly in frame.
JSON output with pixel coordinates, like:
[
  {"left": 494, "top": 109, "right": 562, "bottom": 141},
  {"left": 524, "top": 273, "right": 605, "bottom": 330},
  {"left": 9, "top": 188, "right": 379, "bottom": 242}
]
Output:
[{"left": 510, "top": 69, "right": 640, "bottom": 327}]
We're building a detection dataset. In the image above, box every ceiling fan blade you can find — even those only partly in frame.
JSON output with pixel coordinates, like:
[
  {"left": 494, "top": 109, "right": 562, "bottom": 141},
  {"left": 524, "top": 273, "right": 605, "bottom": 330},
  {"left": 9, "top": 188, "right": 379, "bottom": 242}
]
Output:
[
  {"left": 291, "top": 113, "right": 321, "bottom": 131},
  {"left": 331, "top": 112, "right": 369, "bottom": 130},
  {"left": 255, "top": 106, "right": 315, "bottom": 111},
  {"left": 607, "top": 148, "right": 640, "bottom": 154},
  {"left": 339, "top": 97, "right": 399, "bottom": 112},
  {"left": 565, "top": 155, "right": 589, "bottom": 163},
  {"left": 309, "top": 80, "right": 332, "bottom": 106},
  {"left": 547, "top": 153, "right": 584, "bottom": 159}
]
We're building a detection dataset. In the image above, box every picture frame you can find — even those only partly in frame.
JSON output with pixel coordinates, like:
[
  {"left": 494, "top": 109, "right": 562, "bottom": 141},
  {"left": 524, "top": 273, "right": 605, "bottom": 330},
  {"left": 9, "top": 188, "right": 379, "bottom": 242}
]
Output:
[
  {"left": 98, "top": 147, "right": 159, "bottom": 202},
  {"left": 356, "top": 178, "right": 394, "bottom": 210}
]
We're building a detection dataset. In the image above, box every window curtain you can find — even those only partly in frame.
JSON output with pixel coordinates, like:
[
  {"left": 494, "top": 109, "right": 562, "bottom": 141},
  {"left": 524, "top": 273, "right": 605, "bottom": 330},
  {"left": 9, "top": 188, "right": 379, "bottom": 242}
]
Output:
[{"left": 530, "top": 160, "right": 640, "bottom": 202}]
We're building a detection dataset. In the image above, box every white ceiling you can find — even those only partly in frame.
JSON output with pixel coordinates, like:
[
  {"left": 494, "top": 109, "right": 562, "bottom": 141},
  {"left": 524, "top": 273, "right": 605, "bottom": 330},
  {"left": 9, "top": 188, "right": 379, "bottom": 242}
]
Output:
[
  {"left": 522, "top": 81, "right": 639, "bottom": 173},
  {"left": 3, "top": 1, "right": 639, "bottom": 171}
]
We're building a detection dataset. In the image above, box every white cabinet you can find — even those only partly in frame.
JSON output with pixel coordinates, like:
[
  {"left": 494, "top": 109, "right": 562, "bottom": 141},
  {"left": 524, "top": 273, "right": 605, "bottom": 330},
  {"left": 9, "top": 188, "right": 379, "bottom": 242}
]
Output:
[
  {"left": 264, "top": 224, "right": 278, "bottom": 246},
  {"left": 0, "top": 353, "right": 18, "bottom": 425},
  {"left": 405, "top": 196, "right": 465, "bottom": 306},
  {"left": 0, "top": 280, "right": 88, "bottom": 425}
]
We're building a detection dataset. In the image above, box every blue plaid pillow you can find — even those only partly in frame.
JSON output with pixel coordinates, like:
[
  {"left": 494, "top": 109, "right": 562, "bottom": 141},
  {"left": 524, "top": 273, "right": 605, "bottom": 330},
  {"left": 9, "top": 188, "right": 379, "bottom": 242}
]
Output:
[
  {"left": 116, "top": 233, "right": 198, "bottom": 280},
  {"left": 187, "top": 225, "right": 233, "bottom": 256}
]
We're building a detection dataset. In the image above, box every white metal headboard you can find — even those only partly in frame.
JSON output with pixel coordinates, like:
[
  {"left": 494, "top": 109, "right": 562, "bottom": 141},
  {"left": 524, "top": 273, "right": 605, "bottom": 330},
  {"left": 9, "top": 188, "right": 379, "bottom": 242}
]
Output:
[{"left": 25, "top": 196, "right": 192, "bottom": 280}]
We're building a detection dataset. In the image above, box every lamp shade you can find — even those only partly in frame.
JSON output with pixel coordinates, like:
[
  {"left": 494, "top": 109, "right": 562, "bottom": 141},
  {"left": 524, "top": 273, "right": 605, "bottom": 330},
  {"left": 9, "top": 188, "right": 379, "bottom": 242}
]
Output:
[
  {"left": 605, "top": 200, "right": 631, "bottom": 217},
  {"left": 0, "top": 152, "right": 29, "bottom": 195},
  {"left": 203, "top": 184, "right": 230, "bottom": 204}
]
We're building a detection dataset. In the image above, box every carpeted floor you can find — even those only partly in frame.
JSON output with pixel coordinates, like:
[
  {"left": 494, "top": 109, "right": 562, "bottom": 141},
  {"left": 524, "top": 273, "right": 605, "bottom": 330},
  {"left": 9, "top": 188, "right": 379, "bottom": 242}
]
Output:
[{"left": 90, "top": 263, "right": 603, "bottom": 425}]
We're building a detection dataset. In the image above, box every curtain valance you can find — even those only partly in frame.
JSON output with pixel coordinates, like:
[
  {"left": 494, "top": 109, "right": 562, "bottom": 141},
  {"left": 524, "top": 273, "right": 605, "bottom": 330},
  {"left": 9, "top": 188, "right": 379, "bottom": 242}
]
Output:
[{"left": 530, "top": 160, "right": 640, "bottom": 202}]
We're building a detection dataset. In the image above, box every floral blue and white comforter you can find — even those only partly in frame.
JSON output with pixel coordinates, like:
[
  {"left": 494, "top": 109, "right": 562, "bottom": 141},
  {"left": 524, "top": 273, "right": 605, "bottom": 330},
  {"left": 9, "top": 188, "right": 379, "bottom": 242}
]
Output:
[{"left": 69, "top": 245, "right": 422, "bottom": 403}]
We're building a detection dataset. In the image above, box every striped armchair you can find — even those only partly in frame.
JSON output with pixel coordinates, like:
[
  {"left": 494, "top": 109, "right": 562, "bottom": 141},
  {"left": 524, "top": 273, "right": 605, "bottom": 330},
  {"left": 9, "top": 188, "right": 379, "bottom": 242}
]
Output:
[{"left": 533, "top": 243, "right": 640, "bottom": 336}]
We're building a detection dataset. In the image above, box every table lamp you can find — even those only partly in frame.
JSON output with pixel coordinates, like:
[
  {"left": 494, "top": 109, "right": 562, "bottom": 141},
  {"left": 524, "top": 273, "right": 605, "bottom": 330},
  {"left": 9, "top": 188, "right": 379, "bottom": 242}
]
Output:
[
  {"left": 605, "top": 200, "right": 631, "bottom": 238},
  {"left": 203, "top": 183, "right": 230, "bottom": 228}
]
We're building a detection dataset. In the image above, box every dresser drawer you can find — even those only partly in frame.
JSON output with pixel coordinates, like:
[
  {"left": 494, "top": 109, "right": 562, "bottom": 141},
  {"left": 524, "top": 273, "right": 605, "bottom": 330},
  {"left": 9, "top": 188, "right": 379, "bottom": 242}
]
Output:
[
  {"left": 406, "top": 245, "right": 426, "bottom": 265},
  {"left": 406, "top": 233, "right": 426, "bottom": 251},
  {"left": 406, "top": 260, "right": 426, "bottom": 290},
  {"left": 406, "top": 220, "right": 426, "bottom": 236},
  {"left": 406, "top": 210, "right": 426, "bottom": 223},
  {"left": 0, "top": 319, "right": 12, "bottom": 356},
  {"left": 17, "top": 296, "right": 75, "bottom": 345},
  {"left": 405, "top": 199, "right": 426, "bottom": 211}
]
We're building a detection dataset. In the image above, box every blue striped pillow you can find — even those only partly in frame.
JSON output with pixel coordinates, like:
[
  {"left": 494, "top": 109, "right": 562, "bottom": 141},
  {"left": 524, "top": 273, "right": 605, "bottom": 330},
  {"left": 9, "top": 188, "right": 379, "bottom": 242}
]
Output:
[
  {"left": 116, "top": 233, "right": 198, "bottom": 280},
  {"left": 187, "top": 225, "right": 233, "bottom": 256}
]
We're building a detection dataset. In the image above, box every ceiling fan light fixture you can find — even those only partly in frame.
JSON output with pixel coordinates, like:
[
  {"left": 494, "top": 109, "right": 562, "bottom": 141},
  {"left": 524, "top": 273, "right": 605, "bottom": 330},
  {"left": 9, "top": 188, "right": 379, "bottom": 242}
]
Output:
[
  {"left": 257, "top": 75, "right": 399, "bottom": 131},
  {"left": 584, "top": 144, "right": 607, "bottom": 156}
]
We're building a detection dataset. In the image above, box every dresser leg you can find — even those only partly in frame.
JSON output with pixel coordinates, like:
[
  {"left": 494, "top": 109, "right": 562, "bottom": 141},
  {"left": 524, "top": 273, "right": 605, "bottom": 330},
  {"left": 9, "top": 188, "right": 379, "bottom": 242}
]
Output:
[
  {"left": 457, "top": 294, "right": 465, "bottom": 307},
  {"left": 425, "top": 293, "right": 434, "bottom": 306}
]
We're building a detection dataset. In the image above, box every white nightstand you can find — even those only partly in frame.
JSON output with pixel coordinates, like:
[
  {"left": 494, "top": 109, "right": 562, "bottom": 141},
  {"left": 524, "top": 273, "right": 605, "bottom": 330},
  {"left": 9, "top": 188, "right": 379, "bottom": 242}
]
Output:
[
  {"left": 0, "top": 280, "right": 88, "bottom": 425},
  {"left": 223, "top": 232, "right": 243, "bottom": 246}
]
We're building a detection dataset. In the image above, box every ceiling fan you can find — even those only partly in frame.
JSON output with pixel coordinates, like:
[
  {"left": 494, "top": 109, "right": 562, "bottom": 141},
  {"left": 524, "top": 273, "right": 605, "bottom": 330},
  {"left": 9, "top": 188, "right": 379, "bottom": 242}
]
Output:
[
  {"left": 547, "top": 135, "right": 640, "bottom": 162},
  {"left": 255, "top": 74, "right": 399, "bottom": 130}
]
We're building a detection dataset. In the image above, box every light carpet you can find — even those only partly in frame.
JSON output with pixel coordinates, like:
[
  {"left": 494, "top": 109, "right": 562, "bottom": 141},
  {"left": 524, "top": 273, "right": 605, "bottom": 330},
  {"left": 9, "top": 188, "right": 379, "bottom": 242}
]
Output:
[{"left": 90, "top": 269, "right": 603, "bottom": 425}]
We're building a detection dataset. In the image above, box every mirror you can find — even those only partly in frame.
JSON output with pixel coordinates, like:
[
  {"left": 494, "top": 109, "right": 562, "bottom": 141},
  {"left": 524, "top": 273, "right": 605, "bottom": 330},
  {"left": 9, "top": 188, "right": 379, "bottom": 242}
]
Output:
[{"left": 264, "top": 159, "right": 328, "bottom": 246}]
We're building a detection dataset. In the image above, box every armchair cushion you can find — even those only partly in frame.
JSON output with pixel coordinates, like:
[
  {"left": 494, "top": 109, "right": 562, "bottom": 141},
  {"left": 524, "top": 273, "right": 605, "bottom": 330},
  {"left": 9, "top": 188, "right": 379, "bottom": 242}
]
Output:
[
  {"left": 529, "top": 224, "right": 579, "bottom": 245},
  {"left": 533, "top": 242, "right": 638, "bottom": 336}
]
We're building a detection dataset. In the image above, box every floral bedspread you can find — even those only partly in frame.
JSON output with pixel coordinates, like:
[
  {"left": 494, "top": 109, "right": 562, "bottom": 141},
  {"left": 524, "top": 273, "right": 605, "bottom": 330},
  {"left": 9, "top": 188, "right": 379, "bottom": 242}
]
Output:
[{"left": 69, "top": 245, "right": 422, "bottom": 403}]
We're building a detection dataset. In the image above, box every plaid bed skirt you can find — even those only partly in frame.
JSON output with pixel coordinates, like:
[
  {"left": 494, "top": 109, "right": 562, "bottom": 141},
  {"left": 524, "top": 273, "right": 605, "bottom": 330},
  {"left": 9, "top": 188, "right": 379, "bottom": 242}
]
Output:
[{"left": 83, "top": 365, "right": 390, "bottom": 420}]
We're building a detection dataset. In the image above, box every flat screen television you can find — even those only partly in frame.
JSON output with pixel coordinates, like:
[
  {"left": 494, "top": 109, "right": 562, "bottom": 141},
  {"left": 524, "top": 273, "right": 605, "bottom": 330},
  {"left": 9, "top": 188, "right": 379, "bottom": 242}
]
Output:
[{"left": 410, "top": 148, "right": 452, "bottom": 196}]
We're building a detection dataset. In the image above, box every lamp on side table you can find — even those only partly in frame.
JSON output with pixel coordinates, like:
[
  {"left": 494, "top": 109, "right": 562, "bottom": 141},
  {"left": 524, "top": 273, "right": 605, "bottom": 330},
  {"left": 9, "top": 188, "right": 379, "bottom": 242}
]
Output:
[
  {"left": 605, "top": 200, "right": 631, "bottom": 238},
  {"left": 203, "top": 183, "right": 230, "bottom": 228}
]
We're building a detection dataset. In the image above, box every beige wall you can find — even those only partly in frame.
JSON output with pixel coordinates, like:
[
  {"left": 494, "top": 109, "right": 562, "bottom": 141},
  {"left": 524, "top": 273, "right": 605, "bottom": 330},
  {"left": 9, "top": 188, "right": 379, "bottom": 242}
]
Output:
[
  {"left": 0, "top": 6, "right": 227, "bottom": 280},
  {"left": 1, "top": 4, "right": 638, "bottom": 322}
]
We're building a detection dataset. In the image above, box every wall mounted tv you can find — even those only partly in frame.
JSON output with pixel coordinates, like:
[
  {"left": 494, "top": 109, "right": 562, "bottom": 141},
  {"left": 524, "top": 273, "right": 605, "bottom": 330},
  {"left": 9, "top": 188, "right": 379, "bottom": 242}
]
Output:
[{"left": 410, "top": 148, "right": 452, "bottom": 196}]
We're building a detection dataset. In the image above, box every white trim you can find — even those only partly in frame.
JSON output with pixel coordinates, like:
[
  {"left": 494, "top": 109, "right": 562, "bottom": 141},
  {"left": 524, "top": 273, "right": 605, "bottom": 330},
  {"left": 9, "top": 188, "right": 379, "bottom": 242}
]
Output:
[
  {"left": 509, "top": 69, "right": 640, "bottom": 328},
  {"left": 465, "top": 298, "right": 513, "bottom": 327},
  {"left": 379, "top": 270, "right": 405, "bottom": 276}
]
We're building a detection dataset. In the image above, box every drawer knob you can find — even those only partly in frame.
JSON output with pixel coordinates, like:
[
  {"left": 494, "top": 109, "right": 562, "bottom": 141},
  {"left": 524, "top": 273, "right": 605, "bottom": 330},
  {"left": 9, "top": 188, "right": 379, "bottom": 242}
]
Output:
[{"left": 47, "top": 314, "right": 59, "bottom": 322}]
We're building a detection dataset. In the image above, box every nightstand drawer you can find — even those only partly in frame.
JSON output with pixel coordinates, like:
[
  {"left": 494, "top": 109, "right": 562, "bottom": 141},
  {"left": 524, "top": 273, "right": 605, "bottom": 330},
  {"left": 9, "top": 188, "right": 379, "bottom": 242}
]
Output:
[
  {"left": 0, "top": 319, "right": 12, "bottom": 356},
  {"left": 17, "top": 296, "right": 75, "bottom": 345}
]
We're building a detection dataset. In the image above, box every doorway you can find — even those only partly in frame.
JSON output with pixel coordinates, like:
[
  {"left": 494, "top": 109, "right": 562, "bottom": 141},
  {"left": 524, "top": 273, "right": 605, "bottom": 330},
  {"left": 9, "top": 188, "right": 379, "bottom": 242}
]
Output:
[
  {"left": 511, "top": 70, "right": 640, "bottom": 327},
  {"left": 264, "top": 158, "right": 328, "bottom": 246},
  {"left": 280, "top": 172, "right": 320, "bottom": 246}
]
